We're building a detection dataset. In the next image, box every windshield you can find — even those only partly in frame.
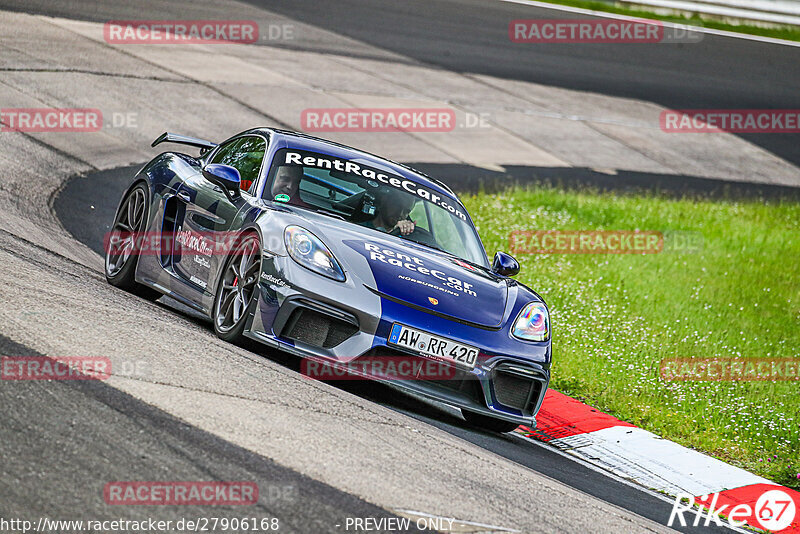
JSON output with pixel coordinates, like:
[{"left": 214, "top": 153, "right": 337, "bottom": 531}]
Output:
[{"left": 264, "top": 148, "right": 488, "bottom": 266}]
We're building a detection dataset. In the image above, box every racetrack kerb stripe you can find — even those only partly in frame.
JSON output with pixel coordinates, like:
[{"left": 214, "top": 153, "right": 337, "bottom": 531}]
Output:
[
  {"left": 518, "top": 389, "right": 634, "bottom": 441},
  {"left": 520, "top": 389, "right": 800, "bottom": 533}
]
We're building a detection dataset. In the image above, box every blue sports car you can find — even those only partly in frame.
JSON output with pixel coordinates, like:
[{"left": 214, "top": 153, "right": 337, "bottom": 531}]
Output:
[{"left": 105, "top": 128, "right": 551, "bottom": 432}]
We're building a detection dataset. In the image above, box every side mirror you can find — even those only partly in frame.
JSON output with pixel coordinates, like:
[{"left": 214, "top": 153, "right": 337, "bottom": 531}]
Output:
[
  {"left": 202, "top": 164, "right": 241, "bottom": 200},
  {"left": 492, "top": 251, "right": 520, "bottom": 277}
]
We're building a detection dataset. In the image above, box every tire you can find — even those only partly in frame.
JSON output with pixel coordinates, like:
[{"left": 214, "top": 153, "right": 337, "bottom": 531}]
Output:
[
  {"left": 212, "top": 232, "right": 262, "bottom": 345},
  {"left": 462, "top": 409, "right": 521, "bottom": 433},
  {"left": 105, "top": 182, "right": 161, "bottom": 301}
]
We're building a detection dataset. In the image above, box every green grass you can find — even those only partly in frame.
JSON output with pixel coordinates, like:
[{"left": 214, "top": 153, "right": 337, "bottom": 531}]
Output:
[
  {"left": 526, "top": 0, "right": 800, "bottom": 42},
  {"left": 463, "top": 186, "right": 800, "bottom": 489}
]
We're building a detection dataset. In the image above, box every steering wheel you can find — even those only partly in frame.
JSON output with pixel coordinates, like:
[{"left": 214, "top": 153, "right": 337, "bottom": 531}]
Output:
[{"left": 390, "top": 224, "right": 437, "bottom": 247}]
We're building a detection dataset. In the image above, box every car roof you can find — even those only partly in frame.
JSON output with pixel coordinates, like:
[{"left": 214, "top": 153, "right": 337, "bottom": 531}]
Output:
[{"left": 247, "top": 127, "right": 458, "bottom": 200}]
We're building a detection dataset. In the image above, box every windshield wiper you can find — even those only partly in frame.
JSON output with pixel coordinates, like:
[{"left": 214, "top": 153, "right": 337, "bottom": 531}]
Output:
[{"left": 402, "top": 237, "right": 448, "bottom": 254}]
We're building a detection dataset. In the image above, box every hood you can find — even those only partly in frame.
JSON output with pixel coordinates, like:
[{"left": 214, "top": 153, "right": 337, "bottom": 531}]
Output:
[
  {"left": 350, "top": 237, "right": 509, "bottom": 327},
  {"left": 283, "top": 210, "right": 509, "bottom": 328}
]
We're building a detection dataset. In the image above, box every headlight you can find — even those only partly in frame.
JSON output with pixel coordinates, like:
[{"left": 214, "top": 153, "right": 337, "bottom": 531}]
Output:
[
  {"left": 512, "top": 302, "right": 550, "bottom": 341},
  {"left": 284, "top": 225, "right": 345, "bottom": 282}
]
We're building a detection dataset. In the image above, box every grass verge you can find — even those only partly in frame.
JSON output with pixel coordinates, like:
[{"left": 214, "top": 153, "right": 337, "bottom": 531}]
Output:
[
  {"left": 523, "top": 0, "right": 800, "bottom": 42},
  {"left": 463, "top": 186, "right": 800, "bottom": 489}
]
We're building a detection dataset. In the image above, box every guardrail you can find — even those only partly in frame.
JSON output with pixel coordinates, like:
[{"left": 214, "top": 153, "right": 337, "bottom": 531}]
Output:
[{"left": 617, "top": 0, "right": 800, "bottom": 26}]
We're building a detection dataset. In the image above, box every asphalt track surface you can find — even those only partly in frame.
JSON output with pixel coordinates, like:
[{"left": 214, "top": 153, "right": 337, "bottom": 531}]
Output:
[
  {"left": 54, "top": 164, "right": 732, "bottom": 534},
  {"left": 250, "top": 0, "right": 800, "bottom": 168},
  {"left": 0, "top": 334, "right": 426, "bottom": 533},
  {"left": 3, "top": 0, "right": 799, "bottom": 168},
  {"left": 4, "top": 0, "right": 798, "bottom": 532}
]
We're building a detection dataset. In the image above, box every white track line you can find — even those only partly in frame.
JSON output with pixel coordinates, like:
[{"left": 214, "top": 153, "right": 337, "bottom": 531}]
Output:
[
  {"left": 393, "top": 509, "right": 521, "bottom": 532},
  {"left": 512, "top": 432, "right": 754, "bottom": 533},
  {"left": 499, "top": 0, "right": 800, "bottom": 48}
]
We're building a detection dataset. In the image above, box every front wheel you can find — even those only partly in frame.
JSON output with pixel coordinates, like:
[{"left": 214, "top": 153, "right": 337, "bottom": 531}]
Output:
[
  {"left": 213, "top": 233, "right": 262, "bottom": 344},
  {"left": 462, "top": 409, "right": 520, "bottom": 433},
  {"left": 105, "top": 182, "right": 161, "bottom": 300}
]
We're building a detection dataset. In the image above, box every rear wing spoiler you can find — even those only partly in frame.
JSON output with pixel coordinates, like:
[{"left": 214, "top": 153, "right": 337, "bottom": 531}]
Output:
[{"left": 151, "top": 132, "right": 218, "bottom": 152}]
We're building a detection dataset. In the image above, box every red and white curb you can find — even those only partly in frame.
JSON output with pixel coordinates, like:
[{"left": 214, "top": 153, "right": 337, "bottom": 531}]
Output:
[{"left": 516, "top": 390, "right": 800, "bottom": 533}]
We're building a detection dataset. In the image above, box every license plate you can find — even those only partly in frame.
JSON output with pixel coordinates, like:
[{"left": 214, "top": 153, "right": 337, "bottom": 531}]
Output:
[{"left": 388, "top": 323, "right": 478, "bottom": 369}]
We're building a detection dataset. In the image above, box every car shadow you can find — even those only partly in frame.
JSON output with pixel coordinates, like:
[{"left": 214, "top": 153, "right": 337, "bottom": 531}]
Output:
[{"left": 155, "top": 296, "right": 475, "bottom": 431}]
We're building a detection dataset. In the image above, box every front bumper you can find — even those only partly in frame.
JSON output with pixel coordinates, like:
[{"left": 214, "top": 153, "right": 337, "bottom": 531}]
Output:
[{"left": 244, "top": 255, "right": 550, "bottom": 427}]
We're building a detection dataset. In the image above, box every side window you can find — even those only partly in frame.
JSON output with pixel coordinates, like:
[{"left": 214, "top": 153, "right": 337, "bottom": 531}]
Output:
[{"left": 210, "top": 136, "right": 267, "bottom": 192}]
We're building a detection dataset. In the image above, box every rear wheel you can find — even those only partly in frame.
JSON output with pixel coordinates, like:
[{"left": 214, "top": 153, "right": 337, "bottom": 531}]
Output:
[
  {"left": 462, "top": 409, "right": 520, "bottom": 433},
  {"left": 213, "top": 233, "right": 262, "bottom": 344},
  {"left": 105, "top": 183, "right": 161, "bottom": 300}
]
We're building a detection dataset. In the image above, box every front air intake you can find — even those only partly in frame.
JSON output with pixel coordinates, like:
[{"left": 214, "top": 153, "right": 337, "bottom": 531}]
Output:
[
  {"left": 283, "top": 308, "right": 358, "bottom": 348},
  {"left": 492, "top": 371, "right": 541, "bottom": 412}
]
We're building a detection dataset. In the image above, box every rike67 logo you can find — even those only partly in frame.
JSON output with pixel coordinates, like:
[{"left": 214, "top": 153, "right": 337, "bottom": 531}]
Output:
[{"left": 669, "top": 489, "right": 797, "bottom": 531}]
